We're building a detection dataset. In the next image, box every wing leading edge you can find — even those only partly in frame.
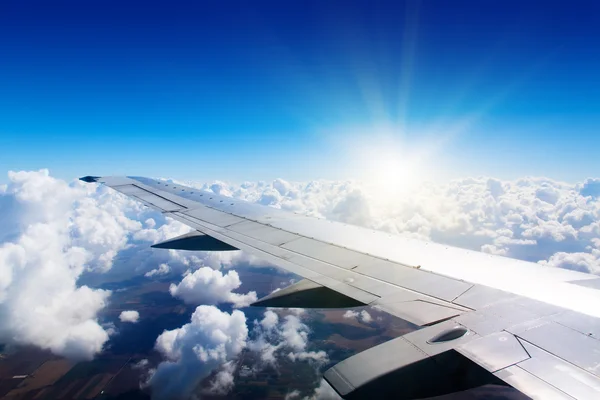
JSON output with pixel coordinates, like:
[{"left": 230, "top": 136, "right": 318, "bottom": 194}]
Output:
[{"left": 85, "top": 176, "right": 600, "bottom": 400}]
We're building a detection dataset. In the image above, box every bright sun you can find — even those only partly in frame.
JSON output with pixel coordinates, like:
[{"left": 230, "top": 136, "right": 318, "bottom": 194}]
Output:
[
  {"left": 334, "top": 126, "right": 436, "bottom": 198},
  {"left": 364, "top": 149, "right": 421, "bottom": 196}
]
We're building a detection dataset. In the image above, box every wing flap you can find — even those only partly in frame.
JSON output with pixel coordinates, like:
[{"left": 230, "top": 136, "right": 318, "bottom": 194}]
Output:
[
  {"left": 456, "top": 331, "right": 530, "bottom": 373},
  {"left": 324, "top": 321, "right": 495, "bottom": 399},
  {"left": 456, "top": 323, "right": 600, "bottom": 399},
  {"left": 508, "top": 322, "right": 600, "bottom": 377},
  {"left": 495, "top": 366, "right": 575, "bottom": 399},
  {"left": 513, "top": 339, "right": 600, "bottom": 399}
]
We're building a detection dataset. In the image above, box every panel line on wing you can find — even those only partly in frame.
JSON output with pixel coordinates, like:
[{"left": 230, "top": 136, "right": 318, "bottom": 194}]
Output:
[
  {"left": 128, "top": 187, "right": 474, "bottom": 309},
  {"left": 169, "top": 212, "right": 381, "bottom": 304},
  {"left": 170, "top": 211, "right": 479, "bottom": 315},
  {"left": 113, "top": 184, "right": 189, "bottom": 212},
  {"left": 220, "top": 220, "right": 471, "bottom": 304},
  {"left": 126, "top": 180, "right": 477, "bottom": 301}
]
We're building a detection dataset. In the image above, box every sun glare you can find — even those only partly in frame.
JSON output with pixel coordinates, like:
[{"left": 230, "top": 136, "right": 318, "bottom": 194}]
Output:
[
  {"left": 365, "top": 149, "right": 421, "bottom": 196},
  {"left": 359, "top": 140, "right": 426, "bottom": 198},
  {"left": 331, "top": 126, "right": 437, "bottom": 199}
]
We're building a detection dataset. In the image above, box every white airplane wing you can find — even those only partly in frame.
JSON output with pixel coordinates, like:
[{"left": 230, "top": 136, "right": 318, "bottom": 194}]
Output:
[{"left": 82, "top": 175, "right": 600, "bottom": 400}]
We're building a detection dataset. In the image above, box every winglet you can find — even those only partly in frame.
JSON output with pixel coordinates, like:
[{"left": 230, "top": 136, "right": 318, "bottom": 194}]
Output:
[{"left": 79, "top": 176, "right": 101, "bottom": 183}]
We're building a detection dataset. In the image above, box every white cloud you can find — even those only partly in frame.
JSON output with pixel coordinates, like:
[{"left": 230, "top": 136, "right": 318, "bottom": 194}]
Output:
[
  {"left": 247, "top": 311, "right": 329, "bottom": 368},
  {"left": 360, "top": 310, "right": 372, "bottom": 323},
  {"left": 202, "top": 175, "right": 600, "bottom": 274},
  {"left": 145, "top": 263, "right": 171, "bottom": 277},
  {"left": 0, "top": 171, "right": 254, "bottom": 362},
  {"left": 149, "top": 305, "right": 248, "bottom": 399},
  {"left": 342, "top": 309, "right": 372, "bottom": 323},
  {"left": 0, "top": 170, "right": 129, "bottom": 360},
  {"left": 131, "top": 216, "right": 191, "bottom": 244},
  {"left": 285, "top": 389, "right": 301, "bottom": 399},
  {"left": 132, "top": 359, "right": 149, "bottom": 370},
  {"left": 303, "top": 380, "right": 341, "bottom": 400},
  {"left": 274, "top": 178, "right": 293, "bottom": 196},
  {"left": 119, "top": 310, "right": 140, "bottom": 323},
  {"left": 260, "top": 309, "right": 280, "bottom": 330},
  {"left": 206, "top": 361, "right": 236, "bottom": 395},
  {"left": 539, "top": 250, "right": 600, "bottom": 274},
  {"left": 102, "top": 322, "right": 118, "bottom": 337},
  {"left": 580, "top": 178, "right": 600, "bottom": 198},
  {"left": 169, "top": 267, "right": 258, "bottom": 308}
]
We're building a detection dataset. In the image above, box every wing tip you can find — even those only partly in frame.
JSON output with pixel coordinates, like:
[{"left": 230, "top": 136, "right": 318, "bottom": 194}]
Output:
[{"left": 79, "top": 176, "right": 101, "bottom": 183}]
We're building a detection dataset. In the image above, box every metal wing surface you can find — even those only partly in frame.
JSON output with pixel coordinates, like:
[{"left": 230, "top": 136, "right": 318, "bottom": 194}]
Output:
[{"left": 85, "top": 175, "right": 600, "bottom": 400}]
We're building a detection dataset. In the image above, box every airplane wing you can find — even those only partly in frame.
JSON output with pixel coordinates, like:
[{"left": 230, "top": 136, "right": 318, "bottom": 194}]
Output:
[{"left": 82, "top": 175, "right": 600, "bottom": 400}]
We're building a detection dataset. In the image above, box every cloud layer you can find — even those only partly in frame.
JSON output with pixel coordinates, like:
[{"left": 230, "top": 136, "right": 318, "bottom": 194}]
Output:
[
  {"left": 2, "top": 169, "right": 600, "bottom": 396},
  {"left": 143, "top": 308, "right": 329, "bottom": 399},
  {"left": 189, "top": 176, "right": 600, "bottom": 274},
  {"left": 0, "top": 170, "right": 138, "bottom": 359}
]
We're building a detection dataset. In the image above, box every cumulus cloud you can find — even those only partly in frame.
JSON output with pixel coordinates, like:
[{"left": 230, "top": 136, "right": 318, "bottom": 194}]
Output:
[
  {"left": 206, "top": 361, "right": 236, "bottom": 395},
  {"left": 580, "top": 178, "right": 600, "bottom": 198},
  {"left": 169, "top": 267, "right": 258, "bottom": 308},
  {"left": 199, "top": 175, "right": 600, "bottom": 274},
  {"left": 0, "top": 170, "right": 252, "bottom": 361},
  {"left": 145, "top": 263, "right": 171, "bottom": 277},
  {"left": 304, "top": 380, "right": 342, "bottom": 400},
  {"left": 119, "top": 310, "right": 140, "bottom": 323},
  {"left": 360, "top": 310, "right": 372, "bottom": 323},
  {"left": 0, "top": 170, "right": 133, "bottom": 360},
  {"left": 342, "top": 309, "right": 373, "bottom": 323},
  {"left": 540, "top": 249, "right": 600, "bottom": 274},
  {"left": 149, "top": 305, "right": 248, "bottom": 399},
  {"left": 247, "top": 311, "right": 328, "bottom": 368},
  {"left": 285, "top": 390, "right": 301, "bottom": 400},
  {"left": 102, "top": 322, "right": 118, "bottom": 337},
  {"left": 132, "top": 359, "right": 150, "bottom": 370},
  {"left": 0, "top": 170, "right": 281, "bottom": 362}
]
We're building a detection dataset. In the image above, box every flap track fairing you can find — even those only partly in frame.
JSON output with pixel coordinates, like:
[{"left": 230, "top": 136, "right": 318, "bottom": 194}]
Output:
[
  {"left": 151, "top": 231, "right": 238, "bottom": 251},
  {"left": 251, "top": 279, "right": 365, "bottom": 308}
]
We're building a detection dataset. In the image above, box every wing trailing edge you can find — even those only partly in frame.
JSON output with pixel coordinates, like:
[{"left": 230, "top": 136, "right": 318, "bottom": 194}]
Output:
[{"left": 324, "top": 322, "right": 504, "bottom": 399}]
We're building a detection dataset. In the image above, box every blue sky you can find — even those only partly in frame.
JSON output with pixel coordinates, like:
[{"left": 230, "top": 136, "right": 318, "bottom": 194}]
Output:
[{"left": 1, "top": 0, "right": 599, "bottom": 183}]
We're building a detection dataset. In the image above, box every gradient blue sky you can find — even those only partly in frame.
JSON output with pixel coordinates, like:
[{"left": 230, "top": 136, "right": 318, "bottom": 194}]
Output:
[{"left": 1, "top": 0, "right": 599, "bottom": 183}]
